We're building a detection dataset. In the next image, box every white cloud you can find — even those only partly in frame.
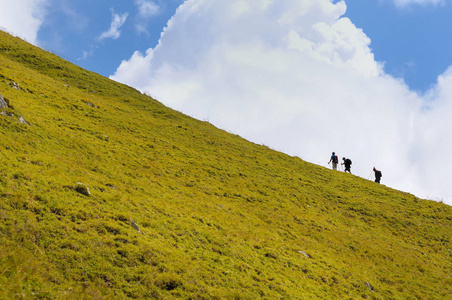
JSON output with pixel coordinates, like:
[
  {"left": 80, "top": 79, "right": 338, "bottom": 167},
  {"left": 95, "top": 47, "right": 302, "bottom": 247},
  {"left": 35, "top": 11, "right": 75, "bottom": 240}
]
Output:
[
  {"left": 111, "top": 0, "right": 452, "bottom": 205},
  {"left": 135, "top": 0, "right": 160, "bottom": 18},
  {"left": 99, "top": 9, "right": 129, "bottom": 41},
  {"left": 0, "top": 0, "right": 48, "bottom": 44}
]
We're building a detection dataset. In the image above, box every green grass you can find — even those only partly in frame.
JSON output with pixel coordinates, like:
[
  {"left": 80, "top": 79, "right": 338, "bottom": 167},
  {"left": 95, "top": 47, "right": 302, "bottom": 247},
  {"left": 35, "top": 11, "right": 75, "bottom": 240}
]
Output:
[{"left": 0, "top": 30, "right": 451, "bottom": 299}]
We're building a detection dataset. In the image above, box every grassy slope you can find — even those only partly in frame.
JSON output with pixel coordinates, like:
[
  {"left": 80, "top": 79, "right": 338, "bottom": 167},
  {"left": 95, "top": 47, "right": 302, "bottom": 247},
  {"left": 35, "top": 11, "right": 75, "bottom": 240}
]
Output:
[{"left": 0, "top": 30, "right": 450, "bottom": 300}]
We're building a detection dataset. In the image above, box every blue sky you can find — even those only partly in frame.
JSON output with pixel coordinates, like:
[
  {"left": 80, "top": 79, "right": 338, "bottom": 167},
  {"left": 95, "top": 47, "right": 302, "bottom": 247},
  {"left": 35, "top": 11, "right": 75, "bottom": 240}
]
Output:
[
  {"left": 344, "top": 0, "right": 452, "bottom": 92},
  {"left": 2, "top": 0, "right": 452, "bottom": 205},
  {"left": 36, "top": 0, "right": 184, "bottom": 76}
]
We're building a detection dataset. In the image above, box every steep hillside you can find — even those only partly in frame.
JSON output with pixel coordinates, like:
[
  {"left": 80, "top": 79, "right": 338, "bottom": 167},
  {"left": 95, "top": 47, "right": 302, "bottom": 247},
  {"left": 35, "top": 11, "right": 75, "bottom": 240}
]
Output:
[{"left": 0, "top": 30, "right": 451, "bottom": 299}]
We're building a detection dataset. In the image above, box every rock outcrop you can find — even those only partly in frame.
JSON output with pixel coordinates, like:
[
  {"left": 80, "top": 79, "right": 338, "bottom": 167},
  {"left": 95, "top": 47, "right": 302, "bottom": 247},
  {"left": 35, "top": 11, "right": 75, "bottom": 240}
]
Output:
[
  {"left": 75, "top": 183, "right": 90, "bottom": 196},
  {"left": 0, "top": 93, "right": 7, "bottom": 110}
]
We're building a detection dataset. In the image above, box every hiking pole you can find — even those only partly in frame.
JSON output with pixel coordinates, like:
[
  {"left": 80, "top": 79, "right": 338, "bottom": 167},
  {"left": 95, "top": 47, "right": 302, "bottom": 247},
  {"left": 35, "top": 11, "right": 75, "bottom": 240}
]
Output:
[{"left": 367, "top": 170, "right": 374, "bottom": 180}]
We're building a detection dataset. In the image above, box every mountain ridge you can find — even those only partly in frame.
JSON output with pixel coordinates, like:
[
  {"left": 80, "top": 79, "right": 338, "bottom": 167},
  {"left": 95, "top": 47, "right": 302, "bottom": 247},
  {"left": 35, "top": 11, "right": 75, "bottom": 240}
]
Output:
[{"left": 0, "top": 30, "right": 451, "bottom": 299}]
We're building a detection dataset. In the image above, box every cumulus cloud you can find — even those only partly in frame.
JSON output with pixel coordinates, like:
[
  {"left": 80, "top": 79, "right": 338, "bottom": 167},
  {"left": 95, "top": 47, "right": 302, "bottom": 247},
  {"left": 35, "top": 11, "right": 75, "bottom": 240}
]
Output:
[
  {"left": 99, "top": 9, "right": 129, "bottom": 40},
  {"left": 0, "top": 0, "right": 48, "bottom": 44},
  {"left": 111, "top": 0, "right": 452, "bottom": 204}
]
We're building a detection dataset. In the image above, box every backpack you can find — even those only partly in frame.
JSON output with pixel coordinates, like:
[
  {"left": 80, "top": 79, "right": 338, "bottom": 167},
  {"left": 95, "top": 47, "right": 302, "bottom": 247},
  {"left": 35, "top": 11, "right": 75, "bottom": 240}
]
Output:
[
  {"left": 333, "top": 155, "right": 338, "bottom": 163},
  {"left": 376, "top": 171, "right": 382, "bottom": 178},
  {"left": 346, "top": 158, "right": 352, "bottom": 165}
]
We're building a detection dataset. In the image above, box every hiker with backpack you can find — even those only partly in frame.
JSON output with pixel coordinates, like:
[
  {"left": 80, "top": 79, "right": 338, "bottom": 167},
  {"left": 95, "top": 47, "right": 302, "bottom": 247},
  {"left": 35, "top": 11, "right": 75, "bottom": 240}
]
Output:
[
  {"left": 342, "top": 157, "right": 352, "bottom": 173},
  {"left": 373, "top": 167, "right": 382, "bottom": 183},
  {"left": 328, "top": 152, "right": 339, "bottom": 170}
]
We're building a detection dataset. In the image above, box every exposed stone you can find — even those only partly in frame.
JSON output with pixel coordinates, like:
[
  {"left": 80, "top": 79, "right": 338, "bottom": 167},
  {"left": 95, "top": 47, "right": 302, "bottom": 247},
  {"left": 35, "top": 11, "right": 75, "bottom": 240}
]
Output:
[
  {"left": 1, "top": 111, "right": 14, "bottom": 117},
  {"left": 130, "top": 219, "right": 142, "bottom": 234},
  {"left": 75, "top": 183, "right": 90, "bottom": 196},
  {"left": 365, "top": 282, "right": 374, "bottom": 292},
  {"left": 0, "top": 93, "right": 7, "bottom": 109},
  {"left": 18, "top": 115, "right": 30, "bottom": 125},
  {"left": 83, "top": 101, "right": 98, "bottom": 108},
  {"left": 298, "top": 250, "right": 310, "bottom": 258}
]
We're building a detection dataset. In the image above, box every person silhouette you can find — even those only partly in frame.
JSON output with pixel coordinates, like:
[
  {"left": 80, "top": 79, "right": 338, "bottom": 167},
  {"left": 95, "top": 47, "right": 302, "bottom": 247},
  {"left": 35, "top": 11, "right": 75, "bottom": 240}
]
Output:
[
  {"left": 342, "top": 157, "right": 352, "bottom": 173},
  {"left": 328, "top": 152, "right": 338, "bottom": 170},
  {"left": 373, "top": 167, "right": 382, "bottom": 183}
]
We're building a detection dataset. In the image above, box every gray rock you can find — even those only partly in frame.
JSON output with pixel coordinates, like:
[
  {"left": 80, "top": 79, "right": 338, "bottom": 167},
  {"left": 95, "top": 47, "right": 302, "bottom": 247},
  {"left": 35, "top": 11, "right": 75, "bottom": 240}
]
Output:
[
  {"left": 75, "top": 183, "right": 90, "bottom": 196},
  {"left": 83, "top": 101, "right": 98, "bottom": 108},
  {"left": 0, "top": 94, "right": 7, "bottom": 110},
  {"left": 298, "top": 250, "right": 310, "bottom": 258},
  {"left": 130, "top": 219, "right": 142, "bottom": 234},
  {"left": 1, "top": 111, "right": 13, "bottom": 117},
  {"left": 18, "top": 115, "right": 30, "bottom": 125},
  {"left": 365, "top": 282, "right": 374, "bottom": 292}
]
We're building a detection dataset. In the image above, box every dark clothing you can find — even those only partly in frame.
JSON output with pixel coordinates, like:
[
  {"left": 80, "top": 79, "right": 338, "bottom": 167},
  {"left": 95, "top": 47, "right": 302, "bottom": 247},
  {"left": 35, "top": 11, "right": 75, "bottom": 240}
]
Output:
[
  {"left": 344, "top": 159, "right": 351, "bottom": 167},
  {"left": 374, "top": 170, "right": 382, "bottom": 183},
  {"left": 344, "top": 159, "right": 351, "bottom": 172}
]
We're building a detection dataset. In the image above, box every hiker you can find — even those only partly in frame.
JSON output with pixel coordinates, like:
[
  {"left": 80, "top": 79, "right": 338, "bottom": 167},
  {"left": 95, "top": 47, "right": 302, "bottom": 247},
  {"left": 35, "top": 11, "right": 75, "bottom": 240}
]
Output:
[
  {"left": 342, "top": 157, "right": 352, "bottom": 173},
  {"left": 373, "top": 167, "right": 382, "bottom": 183},
  {"left": 328, "top": 152, "right": 339, "bottom": 170}
]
